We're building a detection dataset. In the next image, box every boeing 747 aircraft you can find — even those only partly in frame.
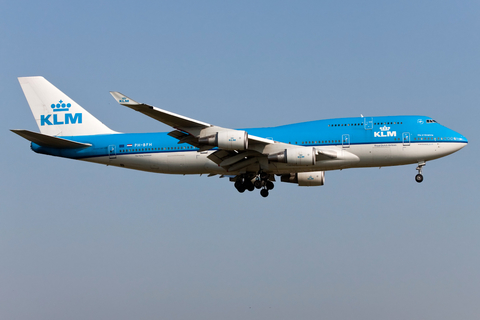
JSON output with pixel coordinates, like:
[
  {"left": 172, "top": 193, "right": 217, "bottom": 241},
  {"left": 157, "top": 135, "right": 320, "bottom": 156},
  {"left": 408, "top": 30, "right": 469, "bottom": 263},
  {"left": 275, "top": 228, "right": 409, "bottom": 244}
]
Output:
[{"left": 12, "top": 76, "right": 468, "bottom": 197}]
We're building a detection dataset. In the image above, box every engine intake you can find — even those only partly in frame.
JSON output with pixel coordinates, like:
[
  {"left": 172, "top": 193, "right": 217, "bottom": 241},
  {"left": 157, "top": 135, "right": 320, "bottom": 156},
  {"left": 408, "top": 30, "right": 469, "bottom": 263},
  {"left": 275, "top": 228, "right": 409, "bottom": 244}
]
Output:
[
  {"left": 280, "top": 171, "right": 325, "bottom": 186},
  {"left": 199, "top": 130, "right": 248, "bottom": 150}
]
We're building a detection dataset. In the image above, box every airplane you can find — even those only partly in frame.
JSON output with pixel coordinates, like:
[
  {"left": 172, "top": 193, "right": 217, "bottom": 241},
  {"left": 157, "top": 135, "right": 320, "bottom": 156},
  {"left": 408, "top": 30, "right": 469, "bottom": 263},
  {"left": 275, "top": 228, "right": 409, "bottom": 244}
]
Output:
[{"left": 12, "top": 76, "right": 468, "bottom": 197}]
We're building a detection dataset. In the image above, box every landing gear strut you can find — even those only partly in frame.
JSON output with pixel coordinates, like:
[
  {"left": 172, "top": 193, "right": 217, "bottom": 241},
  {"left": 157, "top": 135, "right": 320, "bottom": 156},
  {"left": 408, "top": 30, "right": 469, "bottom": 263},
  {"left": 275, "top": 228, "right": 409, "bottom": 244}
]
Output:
[
  {"left": 415, "top": 161, "right": 426, "bottom": 183},
  {"left": 258, "top": 171, "right": 274, "bottom": 197}
]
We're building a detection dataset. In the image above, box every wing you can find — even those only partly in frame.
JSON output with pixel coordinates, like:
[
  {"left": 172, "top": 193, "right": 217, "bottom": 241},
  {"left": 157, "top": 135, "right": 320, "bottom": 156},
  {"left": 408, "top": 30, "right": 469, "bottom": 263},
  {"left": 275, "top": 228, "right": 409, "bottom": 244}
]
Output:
[
  {"left": 110, "top": 92, "right": 211, "bottom": 133},
  {"left": 110, "top": 91, "right": 274, "bottom": 146}
]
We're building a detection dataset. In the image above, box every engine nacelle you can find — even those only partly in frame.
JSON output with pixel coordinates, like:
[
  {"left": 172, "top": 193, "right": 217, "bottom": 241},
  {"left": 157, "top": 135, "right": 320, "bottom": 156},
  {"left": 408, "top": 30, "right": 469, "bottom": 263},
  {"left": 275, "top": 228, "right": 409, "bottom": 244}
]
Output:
[
  {"left": 199, "top": 130, "right": 248, "bottom": 150},
  {"left": 268, "top": 147, "right": 316, "bottom": 166},
  {"left": 280, "top": 171, "right": 325, "bottom": 186}
]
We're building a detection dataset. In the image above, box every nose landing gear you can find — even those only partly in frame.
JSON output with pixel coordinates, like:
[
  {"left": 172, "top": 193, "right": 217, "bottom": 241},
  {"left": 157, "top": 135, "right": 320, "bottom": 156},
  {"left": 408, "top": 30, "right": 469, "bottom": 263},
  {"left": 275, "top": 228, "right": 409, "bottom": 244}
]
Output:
[{"left": 415, "top": 161, "right": 426, "bottom": 183}]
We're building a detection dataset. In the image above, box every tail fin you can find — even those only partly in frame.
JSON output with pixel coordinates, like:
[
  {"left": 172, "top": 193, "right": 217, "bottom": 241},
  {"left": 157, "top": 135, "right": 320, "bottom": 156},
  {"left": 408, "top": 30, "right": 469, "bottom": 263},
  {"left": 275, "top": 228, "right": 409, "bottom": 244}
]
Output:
[{"left": 18, "top": 76, "right": 116, "bottom": 136}]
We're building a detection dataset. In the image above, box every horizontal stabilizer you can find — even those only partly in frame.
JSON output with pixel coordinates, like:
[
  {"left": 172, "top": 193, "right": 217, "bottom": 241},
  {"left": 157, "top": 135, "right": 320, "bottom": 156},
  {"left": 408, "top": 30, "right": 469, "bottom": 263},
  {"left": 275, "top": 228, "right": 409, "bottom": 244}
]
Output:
[{"left": 11, "top": 129, "right": 92, "bottom": 149}]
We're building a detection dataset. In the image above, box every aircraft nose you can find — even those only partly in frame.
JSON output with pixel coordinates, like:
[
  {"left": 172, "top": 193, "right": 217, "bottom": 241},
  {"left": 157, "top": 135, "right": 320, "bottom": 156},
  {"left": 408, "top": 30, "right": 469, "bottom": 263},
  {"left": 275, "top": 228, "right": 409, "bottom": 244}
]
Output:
[
  {"left": 455, "top": 132, "right": 468, "bottom": 143},
  {"left": 454, "top": 132, "right": 468, "bottom": 150}
]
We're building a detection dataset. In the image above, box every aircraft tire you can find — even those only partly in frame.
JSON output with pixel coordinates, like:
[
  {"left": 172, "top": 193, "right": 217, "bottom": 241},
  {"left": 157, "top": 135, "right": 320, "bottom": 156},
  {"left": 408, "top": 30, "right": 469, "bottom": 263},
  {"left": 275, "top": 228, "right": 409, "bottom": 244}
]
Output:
[
  {"left": 245, "top": 181, "right": 255, "bottom": 192},
  {"left": 266, "top": 181, "right": 274, "bottom": 190},
  {"left": 236, "top": 185, "right": 246, "bottom": 193},
  {"left": 260, "top": 189, "right": 269, "bottom": 197},
  {"left": 235, "top": 180, "right": 243, "bottom": 189},
  {"left": 254, "top": 180, "right": 262, "bottom": 189},
  {"left": 415, "top": 174, "right": 423, "bottom": 183}
]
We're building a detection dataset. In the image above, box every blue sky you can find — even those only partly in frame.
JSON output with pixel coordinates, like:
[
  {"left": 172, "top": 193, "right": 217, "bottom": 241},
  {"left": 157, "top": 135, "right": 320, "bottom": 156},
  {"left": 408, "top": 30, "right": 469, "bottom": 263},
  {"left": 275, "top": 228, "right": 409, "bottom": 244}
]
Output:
[{"left": 1, "top": 1, "right": 479, "bottom": 319}]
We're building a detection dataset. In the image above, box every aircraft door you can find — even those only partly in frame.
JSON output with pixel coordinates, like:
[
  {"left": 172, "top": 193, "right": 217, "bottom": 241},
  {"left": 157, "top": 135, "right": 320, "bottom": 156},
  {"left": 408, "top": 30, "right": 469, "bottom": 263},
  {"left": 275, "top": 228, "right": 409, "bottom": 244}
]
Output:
[
  {"left": 364, "top": 117, "right": 373, "bottom": 130},
  {"left": 108, "top": 145, "right": 116, "bottom": 159},
  {"left": 402, "top": 132, "right": 410, "bottom": 146},
  {"left": 342, "top": 134, "right": 350, "bottom": 148}
]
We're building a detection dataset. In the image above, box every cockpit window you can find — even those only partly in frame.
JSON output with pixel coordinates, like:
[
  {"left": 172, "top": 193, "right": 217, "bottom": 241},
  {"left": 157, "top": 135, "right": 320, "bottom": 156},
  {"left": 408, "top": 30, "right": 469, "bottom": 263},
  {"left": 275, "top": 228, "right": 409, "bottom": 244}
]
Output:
[{"left": 426, "top": 119, "right": 437, "bottom": 123}]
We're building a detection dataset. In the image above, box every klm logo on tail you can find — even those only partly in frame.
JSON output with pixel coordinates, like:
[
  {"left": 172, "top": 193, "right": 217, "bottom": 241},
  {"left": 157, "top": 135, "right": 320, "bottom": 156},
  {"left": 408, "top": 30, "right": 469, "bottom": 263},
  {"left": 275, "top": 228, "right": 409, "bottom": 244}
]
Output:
[
  {"left": 51, "top": 100, "right": 71, "bottom": 112},
  {"left": 41, "top": 100, "right": 82, "bottom": 126}
]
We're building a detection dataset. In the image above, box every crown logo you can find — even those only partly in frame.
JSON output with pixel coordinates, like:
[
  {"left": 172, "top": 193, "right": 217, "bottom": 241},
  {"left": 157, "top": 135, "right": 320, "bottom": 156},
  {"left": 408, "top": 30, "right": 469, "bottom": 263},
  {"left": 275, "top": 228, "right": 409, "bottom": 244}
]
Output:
[
  {"left": 380, "top": 125, "right": 390, "bottom": 131},
  {"left": 51, "top": 100, "right": 71, "bottom": 112},
  {"left": 119, "top": 97, "right": 129, "bottom": 103}
]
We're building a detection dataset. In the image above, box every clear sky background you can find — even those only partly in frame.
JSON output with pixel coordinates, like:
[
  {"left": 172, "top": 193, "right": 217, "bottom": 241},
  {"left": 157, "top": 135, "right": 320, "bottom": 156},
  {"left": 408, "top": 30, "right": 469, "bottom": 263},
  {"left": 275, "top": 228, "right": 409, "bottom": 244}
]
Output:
[{"left": 1, "top": 1, "right": 479, "bottom": 319}]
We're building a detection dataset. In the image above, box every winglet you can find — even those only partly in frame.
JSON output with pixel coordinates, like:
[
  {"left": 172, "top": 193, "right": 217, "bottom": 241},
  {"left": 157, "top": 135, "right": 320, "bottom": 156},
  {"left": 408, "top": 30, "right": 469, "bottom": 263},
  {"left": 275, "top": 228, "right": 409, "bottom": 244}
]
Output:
[{"left": 109, "top": 92, "right": 142, "bottom": 106}]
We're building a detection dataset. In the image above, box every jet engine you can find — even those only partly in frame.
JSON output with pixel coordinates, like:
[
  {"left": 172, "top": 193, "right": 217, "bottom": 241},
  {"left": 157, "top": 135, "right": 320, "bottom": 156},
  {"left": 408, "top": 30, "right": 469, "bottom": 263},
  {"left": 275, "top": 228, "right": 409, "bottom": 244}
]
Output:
[
  {"left": 280, "top": 171, "right": 325, "bottom": 186},
  {"left": 199, "top": 130, "right": 248, "bottom": 150},
  {"left": 268, "top": 147, "right": 316, "bottom": 165}
]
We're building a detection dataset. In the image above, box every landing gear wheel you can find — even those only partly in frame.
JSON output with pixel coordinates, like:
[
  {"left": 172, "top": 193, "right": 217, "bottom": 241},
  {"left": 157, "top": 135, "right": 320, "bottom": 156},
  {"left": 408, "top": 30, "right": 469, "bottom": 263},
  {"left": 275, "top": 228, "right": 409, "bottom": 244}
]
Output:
[
  {"left": 266, "top": 181, "right": 274, "bottom": 190},
  {"left": 259, "top": 171, "right": 268, "bottom": 180},
  {"left": 245, "top": 181, "right": 255, "bottom": 192},
  {"left": 260, "top": 189, "right": 269, "bottom": 198},
  {"left": 234, "top": 180, "right": 243, "bottom": 189},
  {"left": 254, "top": 180, "right": 263, "bottom": 189},
  {"left": 415, "top": 174, "right": 423, "bottom": 183},
  {"left": 236, "top": 185, "right": 246, "bottom": 193},
  {"left": 235, "top": 179, "right": 246, "bottom": 193},
  {"left": 415, "top": 161, "right": 426, "bottom": 184},
  {"left": 237, "top": 185, "right": 246, "bottom": 193}
]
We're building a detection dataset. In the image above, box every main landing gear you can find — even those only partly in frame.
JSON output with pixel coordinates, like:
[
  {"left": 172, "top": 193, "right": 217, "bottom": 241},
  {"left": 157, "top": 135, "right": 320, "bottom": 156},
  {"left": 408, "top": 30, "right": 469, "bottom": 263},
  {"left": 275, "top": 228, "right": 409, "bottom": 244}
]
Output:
[
  {"left": 415, "top": 161, "right": 426, "bottom": 183},
  {"left": 234, "top": 172, "right": 274, "bottom": 197}
]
